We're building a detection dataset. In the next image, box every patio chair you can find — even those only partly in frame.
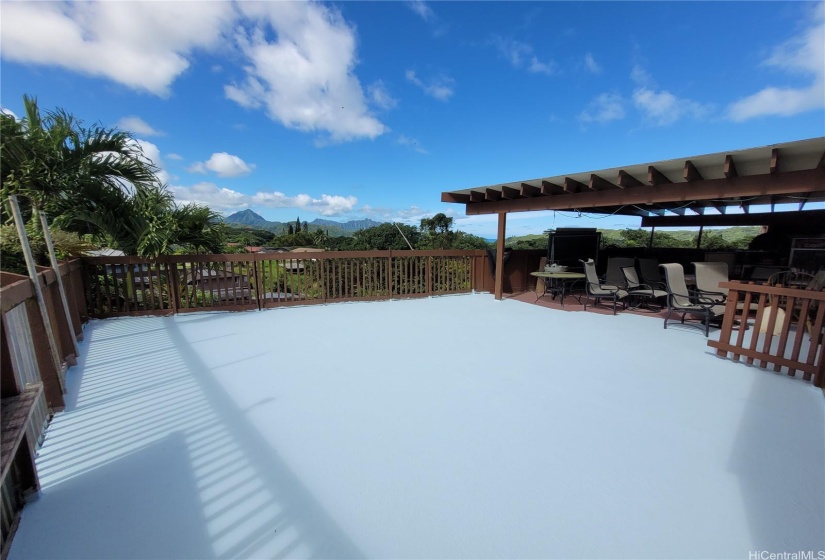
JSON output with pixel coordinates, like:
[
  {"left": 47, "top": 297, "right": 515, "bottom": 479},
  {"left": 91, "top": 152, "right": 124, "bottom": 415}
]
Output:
[
  {"left": 693, "top": 261, "right": 757, "bottom": 313},
  {"left": 581, "top": 259, "right": 628, "bottom": 315},
  {"left": 660, "top": 263, "right": 726, "bottom": 337},
  {"left": 637, "top": 258, "right": 666, "bottom": 290},
  {"left": 620, "top": 265, "right": 667, "bottom": 310},
  {"left": 605, "top": 257, "right": 635, "bottom": 288}
]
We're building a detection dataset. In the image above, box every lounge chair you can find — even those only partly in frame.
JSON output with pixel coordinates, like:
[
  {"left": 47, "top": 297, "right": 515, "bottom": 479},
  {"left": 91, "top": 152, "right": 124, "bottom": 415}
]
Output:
[
  {"left": 621, "top": 265, "right": 667, "bottom": 310},
  {"left": 693, "top": 261, "right": 756, "bottom": 313},
  {"left": 637, "top": 258, "right": 666, "bottom": 290},
  {"left": 660, "top": 263, "right": 726, "bottom": 337},
  {"left": 605, "top": 257, "right": 635, "bottom": 288},
  {"left": 581, "top": 259, "right": 628, "bottom": 315}
]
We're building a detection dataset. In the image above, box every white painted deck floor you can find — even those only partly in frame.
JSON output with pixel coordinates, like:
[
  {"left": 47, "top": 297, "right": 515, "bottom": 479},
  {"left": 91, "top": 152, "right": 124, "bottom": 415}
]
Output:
[{"left": 9, "top": 294, "right": 825, "bottom": 559}]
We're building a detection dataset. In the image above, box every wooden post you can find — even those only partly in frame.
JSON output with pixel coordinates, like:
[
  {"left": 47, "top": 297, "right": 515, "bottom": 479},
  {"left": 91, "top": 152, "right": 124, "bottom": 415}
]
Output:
[
  {"left": 38, "top": 209, "right": 79, "bottom": 356},
  {"left": 495, "top": 212, "right": 507, "bottom": 300},
  {"left": 648, "top": 226, "right": 655, "bottom": 249},
  {"left": 696, "top": 225, "right": 704, "bottom": 249},
  {"left": 7, "top": 196, "right": 65, "bottom": 391}
]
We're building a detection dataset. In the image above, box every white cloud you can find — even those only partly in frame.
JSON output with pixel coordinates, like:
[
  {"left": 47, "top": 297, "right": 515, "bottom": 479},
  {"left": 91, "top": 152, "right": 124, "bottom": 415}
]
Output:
[
  {"left": 584, "top": 53, "right": 601, "bottom": 74},
  {"left": 166, "top": 153, "right": 183, "bottom": 161},
  {"left": 405, "top": 70, "right": 455, "bottom": 101},
  {"left": 133, "top": 139, "right": 170, "bottom": 184},
  {"left": 407, "top": 0, "right": 434, "bottom": 22},
  {"left": 224, "top": 2, "right": 387, "bottom": 143},
  {"left": 397, "top": 134, "right": 428, "bottom": 154},
  {"left": 117, "top": 116, "right": 162, "bottom": 136},
  {"left": 188, "top": 152, "right": 255, "bottom": 178},
  {"left": 579, "top": 93, "right": 626, "bottom": 123},
  {"left": 632, "top": 87, "right": 711, "bottom": 126},
  {"left": 728, "top": 3, "right": 824, "bottom": 121},
  {"left": 368, "top": 80, "right": 398, "bottom": 111},
  {"left": 360, "top": 204, "right": 429, "bottom": 224},
  {"left": 630, "top": 64, "right": 654, "bottom": 87},
  {"left": 492, "top": 36, "right": 559, "bottom": 76},
  {"left": 0, "top": 1, "right": 235, "bottom": 96},
  {"left": 169, "top": 183, "right": 358, "bottom": 216},
  {"left": 528, "top": 57, "right": 559, "bottom": 76},
  {"left": 1, "top": 108, "right": 17, "bottom": 120}
]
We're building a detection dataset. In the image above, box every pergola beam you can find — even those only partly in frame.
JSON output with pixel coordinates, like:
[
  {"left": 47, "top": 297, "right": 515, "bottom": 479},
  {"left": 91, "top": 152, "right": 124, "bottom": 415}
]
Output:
[
  {"left": 541, "top": 181, "right": 565, "bottom": 195},
  {"left": 463, "top": 168, "right": 825, "bottom": 215},
  {"left": 589, "top": 174, "right": 618, "bottom": 191},
  {"left": 500, "top": 186, "right": 519, "bottom": 200},
  {"left": 724, "top": 155, "right": 738, "bottom": 178},
  {"left": 684, "top": 160, "right": 703, "bottom": 182},
  {"left": 563, "top": 177, "right": 587, "bottom": 193},
  {"left": 485, "top": 188, "right": 501, "bottom": 201},
  {"left": 770, "top": 148, "right": 780, "bottom": 174},
  {"left": 469, "top": 190, "right": 485, "bottom": 203},
  {"left": 648, "top": 166, "right": 672, "bottom": 185},
  {"left": 520, "top": 183, "right": 541, "bottom": 197},
  {"left": 617, "top": 170, "right": 643, "bottom": 188},
  {"left": 642, "top": 208, "right": 825, "bottom": 228}
]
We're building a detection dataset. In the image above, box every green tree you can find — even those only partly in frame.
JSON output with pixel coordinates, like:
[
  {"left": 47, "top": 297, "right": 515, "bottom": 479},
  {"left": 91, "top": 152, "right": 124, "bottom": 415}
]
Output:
[
  {"left": 295, "top": 216, "right": 301, "bottom": 233},
  {"left": 419, "top": 213, "right": 455, "bottom": 249},
  {"left": 350, "top": 223, "right": 420, "bottom": 250},
  {"left": 1, "top": 95, "right": 224, "bottom": 258},
  {"left": 288, "top": 224, "right": 295, "bottom": 235}
]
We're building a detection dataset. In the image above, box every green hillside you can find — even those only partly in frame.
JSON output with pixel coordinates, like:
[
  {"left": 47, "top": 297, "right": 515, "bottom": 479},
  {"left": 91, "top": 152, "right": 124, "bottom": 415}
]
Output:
[{"left": 506, "top": 227, "right": 761, "bottom": 250}]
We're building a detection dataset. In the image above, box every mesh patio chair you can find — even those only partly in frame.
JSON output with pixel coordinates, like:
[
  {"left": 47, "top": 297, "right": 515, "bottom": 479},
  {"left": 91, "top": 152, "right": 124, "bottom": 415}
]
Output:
[
  {"left": 637, "top": 258, "right": 666, "bottom": 290},
  {"left": 621, "top": 265, "right": 667, "bottom": 310},
  {"left": 605, "top": 257, "right": 635, "bottom": 288},
  {"left": 581, "top": 259, "right": 628, "bottom": 315},
  {"left": 660, "top": 263, "right": 726, "bottom": 337},
  {"left": 693, "top": 261, "right": 757, "bottom": 313}
]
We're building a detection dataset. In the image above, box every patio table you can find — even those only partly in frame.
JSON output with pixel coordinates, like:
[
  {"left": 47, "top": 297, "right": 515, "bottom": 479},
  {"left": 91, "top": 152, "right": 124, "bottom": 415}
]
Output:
[{"left": 530, "top": 271, "right": 586, "bottom": 306}]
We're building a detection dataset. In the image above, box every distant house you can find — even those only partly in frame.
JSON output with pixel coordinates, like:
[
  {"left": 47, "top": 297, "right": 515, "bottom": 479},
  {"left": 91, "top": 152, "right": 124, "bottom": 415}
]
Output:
[{"left": 186, "top": 267, "right": 251, "bottom": 303}]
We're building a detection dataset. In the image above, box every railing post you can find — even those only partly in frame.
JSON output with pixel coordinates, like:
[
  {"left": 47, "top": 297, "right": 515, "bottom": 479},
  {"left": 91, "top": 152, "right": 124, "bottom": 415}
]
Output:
[
  {"left": 387, "top": 251, "right": 393, "bottom": 300},
  {"left": 252, "top": 257, "right": 262, "bottom": 311}
]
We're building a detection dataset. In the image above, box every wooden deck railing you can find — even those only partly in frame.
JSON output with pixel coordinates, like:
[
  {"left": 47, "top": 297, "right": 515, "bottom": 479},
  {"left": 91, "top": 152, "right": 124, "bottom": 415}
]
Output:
[
  {"left": 82, "top": 250, "right": 491, "bottom": 317},
  {"left": 708, "top": 281, "right": 825, "bottom": 390}
]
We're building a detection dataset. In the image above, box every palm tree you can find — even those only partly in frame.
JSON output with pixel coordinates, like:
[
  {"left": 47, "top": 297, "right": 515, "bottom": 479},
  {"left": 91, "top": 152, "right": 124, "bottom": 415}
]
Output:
[{"left": 1, "top": 95, "right": 225, "bottom": 257}]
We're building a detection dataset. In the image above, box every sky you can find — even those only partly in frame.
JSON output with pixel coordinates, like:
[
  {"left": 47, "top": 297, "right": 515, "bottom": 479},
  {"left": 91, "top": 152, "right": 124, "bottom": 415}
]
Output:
[{"left": 1, "top": 1, "right": 824, "bottom": 238}]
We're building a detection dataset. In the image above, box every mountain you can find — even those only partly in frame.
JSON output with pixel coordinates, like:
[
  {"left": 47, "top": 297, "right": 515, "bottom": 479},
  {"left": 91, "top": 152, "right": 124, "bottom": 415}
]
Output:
[
  {"left": 224, "top": 209, "right": 275, "bottom": 229},
  {"left": 311, "top": 218, "right": 382, "bottom": 232},
  {"left": 223, "top": 211, "right": 384, "bottom": 237}
]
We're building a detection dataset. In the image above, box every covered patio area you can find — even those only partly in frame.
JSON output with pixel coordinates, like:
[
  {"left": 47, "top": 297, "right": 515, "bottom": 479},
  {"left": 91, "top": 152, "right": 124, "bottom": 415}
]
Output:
[{"left": 8, "top": 294, "right": 825, "bottom": 559}]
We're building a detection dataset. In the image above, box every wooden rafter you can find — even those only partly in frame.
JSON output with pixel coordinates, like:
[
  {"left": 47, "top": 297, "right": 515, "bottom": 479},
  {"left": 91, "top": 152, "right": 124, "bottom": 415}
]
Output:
[
  {"left": 770, "top": 148, "right": 779, "bottom": 174},
  {"left": 617, "top": 170, "right": 642, "bottom": 188},
  {"left": 520, "top": 183, "right": 540, "bottom": 197},
  {"left": 485, "top": 188, "right": 501, "bottom": 201},
  {"left": 501, "top": 186, "right": 519, "bottom": 200},
  {"left": 541, "top": 181, "right": 565, "bottom": 195},
  {"left": 589, "top": 174, "right": 617, "bottom": 191},
  {"left": 469, "top": 190, "right": 485, "bottom": 203},
  {"left": 462, "top": 168, "right": 824, "bottom": 215},
  {"left": 684, "top": 160, "right": 703, "bottom": 182},
  {"left": 724, "top": 155, "right": 738, "bottom": 178},
  {"left": 442, "top": 192, "right": 470, "bottom": 203},
  {"left": 563, "top": 177, "right": 586, "bottom": 193},
  {"left": 647, "top": 166, "right": 672, "bottom": 185}
]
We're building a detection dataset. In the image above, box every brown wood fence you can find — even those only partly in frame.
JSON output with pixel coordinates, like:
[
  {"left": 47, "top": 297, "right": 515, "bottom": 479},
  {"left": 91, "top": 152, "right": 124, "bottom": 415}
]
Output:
[
  {"left": 708, "top": 281, "right": 825, "bottom": 390},
  {"left": 82, "top": 250, "right": 492, "bottom": 317},
  {"left": 1, "top": 259, "right": 87, "bottom": 554}
]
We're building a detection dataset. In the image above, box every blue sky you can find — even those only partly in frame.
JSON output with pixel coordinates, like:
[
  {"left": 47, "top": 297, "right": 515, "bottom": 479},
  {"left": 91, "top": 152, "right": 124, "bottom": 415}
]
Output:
[{"left": 1, "top": 1, "right": 823, "bottom": 238}]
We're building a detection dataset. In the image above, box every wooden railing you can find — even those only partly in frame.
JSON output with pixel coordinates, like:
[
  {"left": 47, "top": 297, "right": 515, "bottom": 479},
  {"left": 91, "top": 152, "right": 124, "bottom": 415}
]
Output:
[
  {"left": 82, "top": 250, "right": 491, "bottom": 317},
  {"left": 708, "top": 281, "right": 825, "bottom": 390},
  {"left": 1, "top": 259, "right": 87, "bottom": 553}
]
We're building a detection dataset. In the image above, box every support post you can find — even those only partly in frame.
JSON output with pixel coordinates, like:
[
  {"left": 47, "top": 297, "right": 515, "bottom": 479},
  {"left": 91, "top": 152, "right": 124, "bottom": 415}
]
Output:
[
  {"left": 696, "top": 225, "right": 704, "bottom": 249},
  {"left": 648, "top": 226, "right": 655, "bottom": 249},
  {"left": 7, "top": 195, "right": 65, "bottom": 391},
  {"left": 38, "top": 208, "right": 79, "bottom": 356},
  {"left": 494, "top": 212, "right": 507, "bottom": 300}
]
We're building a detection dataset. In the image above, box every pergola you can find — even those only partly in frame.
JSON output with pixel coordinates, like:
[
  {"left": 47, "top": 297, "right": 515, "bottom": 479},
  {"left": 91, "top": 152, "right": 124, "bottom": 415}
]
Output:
[{"left": 441, "top": 137, "right": 825, "bottom": 299}]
